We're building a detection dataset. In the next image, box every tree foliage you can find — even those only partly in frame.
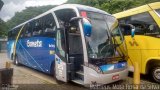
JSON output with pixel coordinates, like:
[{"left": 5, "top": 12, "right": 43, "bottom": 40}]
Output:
[
  {"left": 0, "top": 0, "right": 160, "bottom": 37},
  {"left": 67, "top": 0, "right": 160, "bottom": 14},
  {"left": 6, "top": 5, "right": 55, "bottom": 30},
  {"left": 0, "top": 18, "right": 8, "bottom": 37},
  {"left": 0, "top": 5, "right": 55, "bottom": 37}
]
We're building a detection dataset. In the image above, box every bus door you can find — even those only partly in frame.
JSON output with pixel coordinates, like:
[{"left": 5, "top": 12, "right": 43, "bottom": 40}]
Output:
[
  {"left": 54, "top": 9, "right": 85, "bottom": 83},
  {"left": 55, "top": 28, "right": 68, "bottom": 82}
]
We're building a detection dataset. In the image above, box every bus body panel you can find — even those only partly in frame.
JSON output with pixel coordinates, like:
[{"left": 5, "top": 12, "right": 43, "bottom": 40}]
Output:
[
  {"left": 149, "top": 2, "right": 160, "bottom": 10},
  {"left": 113, "top": 2, "right": 160, "bottom": 75},
  {"left": 14, "top": 37, "right": 55, "bottom": 74},
  {"left": 84, "top": 66, "right": 128, "bottom": 84},
  {"left": 125, "top": 35, "right": 160, "bottom": 74}
]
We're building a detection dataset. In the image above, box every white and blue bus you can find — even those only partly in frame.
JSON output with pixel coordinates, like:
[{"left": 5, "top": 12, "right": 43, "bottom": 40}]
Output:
[{"left": 7, "top": 4, "right": 128, "bottom": 85}]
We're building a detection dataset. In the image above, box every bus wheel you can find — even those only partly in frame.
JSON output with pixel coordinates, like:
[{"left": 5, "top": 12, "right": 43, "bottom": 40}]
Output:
[
  {"left": 14, "top": 55, "right": 20, "bottom": 66},
  {"left": 151, "top": 66, "right": 160, "bottom": 83}
]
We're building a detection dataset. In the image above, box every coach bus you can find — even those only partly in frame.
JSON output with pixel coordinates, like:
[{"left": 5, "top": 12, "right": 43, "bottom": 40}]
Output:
[
  {"left": 113, "top": 2, "right": 160, "bottom": 83},
  {"left": 7, "top": 4, "right": 128, "bottom": 85}
]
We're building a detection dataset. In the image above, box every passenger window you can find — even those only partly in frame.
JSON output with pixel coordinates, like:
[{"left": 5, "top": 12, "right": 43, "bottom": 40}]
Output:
[
  {"left": 8, "top": 31, "right": 12, "bottom": 40},
  {"left": 33, "top": 20, "right": 42, "bottom": 37},
  {"left": 16, "top": 26, "right": 23, "bottom": 39},
  {"left": 12, "top": 28, "right": 19, "bottom": 40},
  {"left": 9, "top": 30, "right": 15, "bottom": 40},
  {"left": 156, "top": 9, "right": 160, "bottom": 16},
  {"left": 119, "top": 24, "right": 132, "bottom": 35},
  {"left": 119, "top": 12, "right": 160, "bottom": 36},
  {"left": 56, "top": 30, "right": 65, "bottom": 58},
  {"left": 43, "top": 13, "right": 56, "bottom": 37},
  {"left": 24, "top": 23, "right": 32, "bottom": 38}
]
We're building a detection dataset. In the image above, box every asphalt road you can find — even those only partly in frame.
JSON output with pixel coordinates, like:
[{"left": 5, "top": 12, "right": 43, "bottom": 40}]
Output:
[{"left": 0, "top": 53, "right": 159, "bottom": 90}]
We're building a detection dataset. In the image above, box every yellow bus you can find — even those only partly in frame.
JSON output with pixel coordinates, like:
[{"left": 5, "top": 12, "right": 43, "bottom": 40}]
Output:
[{"left": 113, "top": 2, "right": 160, "bottom": 83}]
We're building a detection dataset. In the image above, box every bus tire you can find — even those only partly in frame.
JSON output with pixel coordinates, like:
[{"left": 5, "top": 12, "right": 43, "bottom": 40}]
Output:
[
  {"left": 14, "top": 55, "right": 20, "bottom": 66},
  {"left": 151, "top": 66, "right": 160, "bottom": 83}
]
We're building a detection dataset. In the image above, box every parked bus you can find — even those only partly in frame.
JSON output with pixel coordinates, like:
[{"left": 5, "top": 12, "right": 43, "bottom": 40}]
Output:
[
  {"left": 113, "top": 2, "right": 160, "bottom": 83},
  {"left": 7, "top": 4, "right": 128, "bottom": 85}
]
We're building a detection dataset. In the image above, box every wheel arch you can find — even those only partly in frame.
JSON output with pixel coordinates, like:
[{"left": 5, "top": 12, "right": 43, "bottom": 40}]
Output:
[
  {"left": 146, "top": 59, "right": 160, "bottom": 74},
  {"left": 50, "top": 60, "right": 55, "bottom": 75}
]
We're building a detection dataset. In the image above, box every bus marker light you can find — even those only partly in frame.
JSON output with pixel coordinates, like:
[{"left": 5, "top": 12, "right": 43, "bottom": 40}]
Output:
[{"left": 49, "top": 50, "right": 55, "bottom": 55}]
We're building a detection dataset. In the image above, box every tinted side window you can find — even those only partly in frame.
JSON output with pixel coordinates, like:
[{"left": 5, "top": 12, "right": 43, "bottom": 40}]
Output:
[
  {"left": 43, "top": 13, "right": 56, "bottom": 37},
  {"left": 32, "top": 19, "right": 43, "bottom": 37},
  {"left": 8, "top": 31, "right": 12, "bottom": 40},
  {"left": 119, "top": 12, "right": 160, "bottom": 36},
  {"left": 24, "top": 23, "right": 32, "bottom": 38},
  {"left": 12, "top": 28, "right": 19, "bottom": 40},
  {"left": 32, "top": 13, "right": 56, "bottom": 37},
  {"left": 16, "top": 26, "right": 24, "bottom": 39},
  {"left": 56, "top": 30, "right": 65, "bottom": 58},
  {"left": 119, "top": 24, "right": 132, "bottom": 35},
  {"left": 156, "top": 9, "right": 160, "bottom": 16}
]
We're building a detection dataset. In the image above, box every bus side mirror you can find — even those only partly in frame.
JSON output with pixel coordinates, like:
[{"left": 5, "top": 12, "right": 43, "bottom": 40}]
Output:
[
  {"left": 130, "top": 24, "right": 135, "bottom": 38},
  {"left": 70, "top": 17, "right": 92, "bottom": 37},
  {"left": 119, "top": 24, "right": 135, "bottom": 38},
  {"left": 131, "top": 28, "right": 135, "bottom": 38},
  {"left": 82, "top": 18, "right": 92, "bottom": 37}
]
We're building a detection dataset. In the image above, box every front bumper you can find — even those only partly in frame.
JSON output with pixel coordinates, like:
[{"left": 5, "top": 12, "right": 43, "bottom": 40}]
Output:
[{"left": 84, "top": 66, "right": 128, "bottom": 85}]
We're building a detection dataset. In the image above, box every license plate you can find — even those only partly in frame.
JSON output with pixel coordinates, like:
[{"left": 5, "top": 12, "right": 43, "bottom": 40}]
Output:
[{"left": 112, "top": 74, "right": 119, "bottom": 80}]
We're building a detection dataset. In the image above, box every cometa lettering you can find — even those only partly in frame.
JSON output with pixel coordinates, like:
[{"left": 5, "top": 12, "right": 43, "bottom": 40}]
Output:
[{"left": 27, "top": 40, "right": 42, "bottom": 47}]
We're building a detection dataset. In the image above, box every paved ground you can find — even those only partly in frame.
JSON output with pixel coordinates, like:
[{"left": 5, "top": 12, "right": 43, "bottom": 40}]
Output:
[
  {"left": 0, "top": 53, "right": 159, "bottom": 90},
  {"left": 0, "top": 53, "right": 87, "bottom": 90}
]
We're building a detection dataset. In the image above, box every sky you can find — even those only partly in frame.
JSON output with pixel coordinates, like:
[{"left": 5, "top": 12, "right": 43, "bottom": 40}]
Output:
[{"left": 0, "top": 0, "right": 68, "bottom": 22}]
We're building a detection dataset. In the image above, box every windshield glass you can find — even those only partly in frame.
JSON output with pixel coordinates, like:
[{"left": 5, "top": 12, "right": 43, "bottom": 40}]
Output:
[
  {"left": 86, "top": 12, "right": 114, "bottom": 59},
  {"left": 106, "top": 16, "right": 124, "bottom": 45},
  {"left": 156, "top": 9, "right": 160, "bottom": 15}
]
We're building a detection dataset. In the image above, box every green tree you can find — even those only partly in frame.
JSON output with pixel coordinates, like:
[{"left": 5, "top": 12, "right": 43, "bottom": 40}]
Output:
[
  {"left": 6, "top": 5, "right": 55, "bottom": 30},
  {"left": 0, "top": 18, "right": 8, "bottom": 37},
  {"left": 67, "top": 0, "right": 160, "bottom": 14},
  {"left": 3, "top": 0, "right": 160, "bottom": 37},
  {"left": 97, "top": 0, "right": 136, "bottom": 14},
  {"left": 67, "top": 0, "right": 98, "bottom": 7}
]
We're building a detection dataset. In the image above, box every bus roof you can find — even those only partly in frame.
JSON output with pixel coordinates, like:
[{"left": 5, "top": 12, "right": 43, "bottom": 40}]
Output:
[
  {"left": 11, "top": 4, "right": 111, "bottom": 31},
  {"left": 113, "top": 2, "right": 160, "bottom": 19}
]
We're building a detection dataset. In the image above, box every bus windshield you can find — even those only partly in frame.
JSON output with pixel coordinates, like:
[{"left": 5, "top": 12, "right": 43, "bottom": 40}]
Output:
[
  {"left": 107, "top": 16, "right": 124, "bottom": 46},
  {"left": 156, "top": 9, "right": 160, "bottom": 16},
  {"left": 86, "top": 12, "right": 115, "bottom": 59}
]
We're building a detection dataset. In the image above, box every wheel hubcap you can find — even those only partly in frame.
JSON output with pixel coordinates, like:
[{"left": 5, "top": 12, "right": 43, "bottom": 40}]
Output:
[{"left": 154, "top": 68, "right": 160, "bottom": 79}]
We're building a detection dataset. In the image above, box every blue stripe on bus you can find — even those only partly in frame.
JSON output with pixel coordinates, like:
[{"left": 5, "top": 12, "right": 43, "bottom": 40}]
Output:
[
  {"left": 7, "top": 37, "right": 56, "bottom": 74},
  {"left": 18, "top": 41, "right": 45, "bottom": 72},
  {"left": 100, "top": 62, "right": 127, "bottom": 72}
]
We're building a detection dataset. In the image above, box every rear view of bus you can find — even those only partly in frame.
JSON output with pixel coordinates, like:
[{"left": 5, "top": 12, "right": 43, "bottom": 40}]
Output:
[{"left": 7, "top": 4, "right": 128, "bottom": 85}]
